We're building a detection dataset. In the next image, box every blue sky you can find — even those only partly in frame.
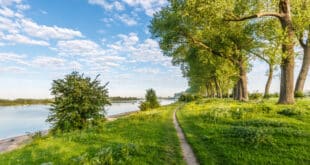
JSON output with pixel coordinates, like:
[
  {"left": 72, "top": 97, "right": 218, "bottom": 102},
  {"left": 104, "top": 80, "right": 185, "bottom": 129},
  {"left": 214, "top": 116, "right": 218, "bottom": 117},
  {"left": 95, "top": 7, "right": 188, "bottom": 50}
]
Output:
[{"left": 0, "top": 0, "right": 309, "bottom": 99}]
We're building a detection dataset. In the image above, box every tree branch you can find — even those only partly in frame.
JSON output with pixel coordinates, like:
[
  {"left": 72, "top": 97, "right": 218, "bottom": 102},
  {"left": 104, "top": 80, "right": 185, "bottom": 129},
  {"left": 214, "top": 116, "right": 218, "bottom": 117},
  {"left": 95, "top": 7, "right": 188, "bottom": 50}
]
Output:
[
  {"left": 248, "top": 50, "right": 271, "bottom": 64},
  {"left": 224, "top": 12, "right": 283, "bottom": 21},
  {"left": 298, "top": 32, "right": 306, "bottom": 48}
]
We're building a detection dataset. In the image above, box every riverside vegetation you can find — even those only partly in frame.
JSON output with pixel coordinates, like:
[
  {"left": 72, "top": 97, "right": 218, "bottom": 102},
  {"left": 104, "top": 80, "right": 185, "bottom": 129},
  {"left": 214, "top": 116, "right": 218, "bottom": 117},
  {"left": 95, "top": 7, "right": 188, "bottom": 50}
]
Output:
[{"left": 0, "top": 98, "right": 309, "bottom": 164}]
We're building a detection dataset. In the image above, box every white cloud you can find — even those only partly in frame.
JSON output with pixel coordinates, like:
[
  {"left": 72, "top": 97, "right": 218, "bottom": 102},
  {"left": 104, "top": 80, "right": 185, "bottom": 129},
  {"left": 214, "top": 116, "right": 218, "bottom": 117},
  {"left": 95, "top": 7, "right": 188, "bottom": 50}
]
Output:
[
  {"left": 56, "top": 39, "right": 103, "bottom": 56},
  {"left": 134, "top": 68, "right": 160, "bottom": 74},
  {"left": 0, "top": 16, "right": 19, "bottom": 33},
  {"left": 0, "top": 66, "right": 25, "bottom": 73},
  {"left": 20, "top": 19, "right": 83, "bottom": 40},
  {"left": 108, "top": 33, "right": 171, "bottom": 64},
  {"left": 116, "top": 14, "right": 137, "bottom": 26},
  {"left": 2, "top": 33, "right": 50, "bottom": 46},
  {"left": 0, "top": 7, "right": 15, "bottom": 17},
  {"left": 32, "top": 56, "right": 66, "bottom": 68},
  {"left": 16, "top": 4, "right": 30, "bottom": 11},
  {"left": 0, "top": 52, "right": 27, "bottom": 64},
  {"left": 117, "top": 32, "right": 139, "bottom": 45},
  {"left": 88, "top": 0, "right": 124, "bottom": 11},
  {"left": 0, "top": 0, "right": 22, "bottom": 6},
  {"left": 122, "top": 0, "right": 167, "bottom": 16}
]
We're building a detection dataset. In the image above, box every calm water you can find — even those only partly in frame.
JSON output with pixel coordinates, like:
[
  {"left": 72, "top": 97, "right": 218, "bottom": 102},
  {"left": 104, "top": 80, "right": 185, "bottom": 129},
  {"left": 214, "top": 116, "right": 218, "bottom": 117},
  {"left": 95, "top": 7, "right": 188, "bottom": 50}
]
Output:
[{"left": 0, "top": 99, "right": 174, "bottom": 140}]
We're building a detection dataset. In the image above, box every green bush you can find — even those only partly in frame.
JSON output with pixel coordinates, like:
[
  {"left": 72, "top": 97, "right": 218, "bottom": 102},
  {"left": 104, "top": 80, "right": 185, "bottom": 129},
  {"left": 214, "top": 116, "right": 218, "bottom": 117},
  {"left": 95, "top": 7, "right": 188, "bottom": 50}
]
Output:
[
  {"left": 295, "top": 91, "right": 305, "bottom": 98},
  {"left": 139, "top": 89, "right": 160, "bottom": 111},
  {"left": 249, "top": 92, "right": 263, "bottom": 100},
  {"left": 178, "top": 93, "right": 201, "bottom": 102},
  {"left": 139, "top": 101, "right": 151, "bottom": 111},
  {"left": 47, "top": 72, "right": 110, "bottom": 132}
]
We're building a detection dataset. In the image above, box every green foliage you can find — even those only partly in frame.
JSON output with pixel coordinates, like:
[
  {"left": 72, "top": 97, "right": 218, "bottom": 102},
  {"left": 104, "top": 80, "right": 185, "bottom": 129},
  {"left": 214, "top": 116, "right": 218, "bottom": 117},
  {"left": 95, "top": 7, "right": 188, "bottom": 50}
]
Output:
[
  {"left": 47, "top": 71, "right": 110, "bottom": 132},
  {"left": 109, "top": 96, "right": 139, "bottom": 102},
  {"left": 295, "top": 91, "right": 305, "bottom": 98},
  {"left": 139, "top": 89, "right": 160, "bottom": 111},
  {"left": 0, "top": 99, "right": 52, "bottom": 106},
  {"left": 139, "top": 101, "right": 151, "bottom": 111},
  {"left": 178, "top": 93, "right": 201, "bottom": 102},
  {"left": 249, "top": 92, "right": 263, "bottom": 100}
]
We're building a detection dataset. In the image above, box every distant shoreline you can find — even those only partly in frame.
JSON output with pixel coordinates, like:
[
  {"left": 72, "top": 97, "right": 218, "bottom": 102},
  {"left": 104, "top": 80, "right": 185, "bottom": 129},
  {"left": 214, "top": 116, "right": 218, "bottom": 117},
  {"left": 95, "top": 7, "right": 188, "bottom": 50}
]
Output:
[
  {"left": 0, "top": 99, "right": 53, "bottom": 106},
  {"left": 0, "top": 98, "right": 176, "bottom": 106}
]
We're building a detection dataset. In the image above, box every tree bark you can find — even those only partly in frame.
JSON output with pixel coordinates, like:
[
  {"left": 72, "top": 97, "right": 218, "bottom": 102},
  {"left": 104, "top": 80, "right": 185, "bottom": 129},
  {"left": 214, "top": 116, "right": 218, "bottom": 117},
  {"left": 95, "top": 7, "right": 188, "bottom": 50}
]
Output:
[
  {"left": 278, "top": 0, "right": 295, "bottom": 104},
  {"left": 214, "top": 77, "right": 222, "bottom": 98},
  {"left": 264, "top": 63, "right": 274, "bottom": 97},
  {"left": 295, "top": 43, "right": 310, "bottom": 94},
  {"left": 238, "top": 61, "right": 248, "bottom": 101}
]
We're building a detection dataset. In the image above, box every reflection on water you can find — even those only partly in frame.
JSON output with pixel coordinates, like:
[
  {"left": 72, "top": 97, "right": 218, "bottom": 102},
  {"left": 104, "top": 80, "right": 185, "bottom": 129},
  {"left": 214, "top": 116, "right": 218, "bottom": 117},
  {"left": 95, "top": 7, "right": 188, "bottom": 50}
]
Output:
[{"left": 0, "top": 99, "right": 175, "bottom": 139}]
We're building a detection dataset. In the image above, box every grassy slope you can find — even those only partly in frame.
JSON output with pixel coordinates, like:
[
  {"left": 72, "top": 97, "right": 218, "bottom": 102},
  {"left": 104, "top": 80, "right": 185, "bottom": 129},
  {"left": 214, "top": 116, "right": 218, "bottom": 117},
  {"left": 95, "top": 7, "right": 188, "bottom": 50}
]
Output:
[
  {"left": 0, "top": 104, "right": 184, "bottom": 165},
  {"left": 177, "top": 98, "right": 310, "bottom": 165}
]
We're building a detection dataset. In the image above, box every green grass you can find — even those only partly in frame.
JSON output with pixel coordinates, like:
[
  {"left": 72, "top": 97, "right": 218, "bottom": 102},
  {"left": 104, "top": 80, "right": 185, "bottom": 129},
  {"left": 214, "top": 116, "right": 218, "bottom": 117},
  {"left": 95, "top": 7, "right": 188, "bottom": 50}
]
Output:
[
  {"left": 0, "top": 104, "right": 184, "bottom": 165},
  {"left": 1, "top": 98, "right": 309, "bottom": 164},
  {"left": 177, "top": 98, "right": 310, "bottom": 165}
]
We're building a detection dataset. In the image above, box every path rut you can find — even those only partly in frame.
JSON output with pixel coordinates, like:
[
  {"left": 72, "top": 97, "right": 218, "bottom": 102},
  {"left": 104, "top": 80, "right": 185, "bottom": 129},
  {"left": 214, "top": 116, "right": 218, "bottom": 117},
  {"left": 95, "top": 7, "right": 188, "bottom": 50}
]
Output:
[{"left": 173, "top": 106, "right": 199, "bottom": 165}]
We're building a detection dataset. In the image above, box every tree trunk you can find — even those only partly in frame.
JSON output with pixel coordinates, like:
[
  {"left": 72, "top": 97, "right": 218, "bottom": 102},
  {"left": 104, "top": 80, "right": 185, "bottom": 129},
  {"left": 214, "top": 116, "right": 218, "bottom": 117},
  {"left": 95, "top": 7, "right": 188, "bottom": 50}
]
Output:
[
  {"left": 295, "top": 45, "right": 310, "bottom": 94},
  {"left": 214, "top": 77, "right": 222, "bottom": 98},
  {"left": 278, "top": 0, "right": 295, "bottom": 104},
  {"left": 238, "top": 61, "right": 248, "bottom": 101},
  {"left": 264, "top": 63, "right": 274, "bottom": 98}
]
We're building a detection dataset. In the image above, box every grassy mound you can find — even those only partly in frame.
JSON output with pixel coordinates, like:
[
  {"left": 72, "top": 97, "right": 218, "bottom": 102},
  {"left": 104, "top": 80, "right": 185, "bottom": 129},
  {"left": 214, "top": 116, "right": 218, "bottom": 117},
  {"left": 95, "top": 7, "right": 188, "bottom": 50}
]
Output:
[
  {"left": 177, "top": 98, "right": 310, "bottom": 165},
  {"left": 0, "top": 104, "right": 184, "bottom": 165}
]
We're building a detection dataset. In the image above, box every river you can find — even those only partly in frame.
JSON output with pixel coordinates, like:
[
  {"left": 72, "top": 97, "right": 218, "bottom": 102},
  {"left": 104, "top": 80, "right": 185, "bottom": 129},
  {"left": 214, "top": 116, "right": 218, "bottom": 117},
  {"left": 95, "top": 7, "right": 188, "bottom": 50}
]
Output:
[{"left": 0, "top": 99, "right": 175, "bottom": 140}]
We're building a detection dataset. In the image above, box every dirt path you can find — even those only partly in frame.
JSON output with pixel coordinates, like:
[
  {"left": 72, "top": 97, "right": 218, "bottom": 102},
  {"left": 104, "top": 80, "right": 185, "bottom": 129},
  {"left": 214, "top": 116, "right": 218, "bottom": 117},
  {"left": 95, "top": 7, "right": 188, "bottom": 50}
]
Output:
[{"left": 173, "top": 106, "right": 199, "bottom": 165}]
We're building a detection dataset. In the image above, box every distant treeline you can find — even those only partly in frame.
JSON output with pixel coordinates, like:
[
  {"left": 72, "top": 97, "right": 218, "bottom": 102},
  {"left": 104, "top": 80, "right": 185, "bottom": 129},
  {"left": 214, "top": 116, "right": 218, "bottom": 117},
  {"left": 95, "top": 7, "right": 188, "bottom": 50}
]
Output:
[
  {"left": 109, "top": 97, "right": 141, "bottom": 102},
  {"left": 0, "top": 99, "right": 53, "bottom": 106}
]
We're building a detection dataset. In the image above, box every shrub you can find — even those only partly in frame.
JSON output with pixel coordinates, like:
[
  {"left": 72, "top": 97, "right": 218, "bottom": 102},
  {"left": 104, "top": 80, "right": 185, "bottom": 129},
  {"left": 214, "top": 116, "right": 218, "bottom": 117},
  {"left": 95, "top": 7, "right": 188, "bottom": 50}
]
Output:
[
  {"left": 178, "top": 93, "right": 201, "bottom": 102},
  {"left": 249, "top": 92, "right": 263, "bottom": 100},
  {"left": 139, "top": 101, "right": 151, "bottom": 111},
  {"left": 295, "top": 91, "right": 305, "bottom": 98},
  {"left": 47, "top": 72, "right": 110, "bottom": 132},
  {"left": 139, "top": 89, "right": 160, "bottom": 110},
  {"left": 269, "top": 93, "right": 279, "bottom": 98}
]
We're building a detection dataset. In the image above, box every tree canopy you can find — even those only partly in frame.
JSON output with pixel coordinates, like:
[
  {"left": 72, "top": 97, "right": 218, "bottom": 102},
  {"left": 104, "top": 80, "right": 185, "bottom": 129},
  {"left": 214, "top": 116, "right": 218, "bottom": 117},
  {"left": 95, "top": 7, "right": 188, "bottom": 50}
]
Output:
[{"left": 150, "top": 0, "right": 310, "bottom": 104}]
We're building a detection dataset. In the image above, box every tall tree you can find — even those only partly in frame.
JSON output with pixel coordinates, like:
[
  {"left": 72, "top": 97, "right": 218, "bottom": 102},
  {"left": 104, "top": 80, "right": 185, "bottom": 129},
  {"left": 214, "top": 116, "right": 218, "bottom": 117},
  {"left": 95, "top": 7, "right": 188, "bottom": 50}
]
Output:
[
  {"left": 293, "top": 0, "right": 310, "bottom": 94},
  {"left": 226, "top": 0, "right": 297, "bottom": 104},
  {"left": 150, "top": 0, "right": 254, "bottom": 101}
]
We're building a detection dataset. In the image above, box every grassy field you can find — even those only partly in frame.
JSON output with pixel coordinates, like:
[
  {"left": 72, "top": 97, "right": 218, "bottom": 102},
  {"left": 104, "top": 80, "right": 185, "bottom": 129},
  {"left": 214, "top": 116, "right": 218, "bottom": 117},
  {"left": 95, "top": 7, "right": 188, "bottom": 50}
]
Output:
[
  {"left": 1, "top": 98, "right": 309, "bottom": 164},
  {"left": 0, "top": 99, "right": 53, "bottom": 106},
  {"left": 0, "top": 104, "right": 184, "bottom": 165},
  {"left": 177, "top": 98, "right": 310, "bottom": 165}
]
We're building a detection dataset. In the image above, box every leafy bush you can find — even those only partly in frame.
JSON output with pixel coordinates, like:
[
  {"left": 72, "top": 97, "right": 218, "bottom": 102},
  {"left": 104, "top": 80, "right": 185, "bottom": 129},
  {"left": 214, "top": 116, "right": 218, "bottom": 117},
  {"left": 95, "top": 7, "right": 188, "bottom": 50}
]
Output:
[
  {"left": 295, "top": 91, "right": 305, "bottom": 98},
  {"left": 178, "top": 93, "right": 201, "bottom": 102},
  {"left": 249, "top": 92, "right": 263, "bottom": 100},
  {"left": 47, "top": 72, "right": 110, "bottom": 132},
  {"left": 139, "top": 101, "right": 151, "bottom": 111},
  {"left": 139, "top": 88, "right": 160, "bottom": 111}
]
